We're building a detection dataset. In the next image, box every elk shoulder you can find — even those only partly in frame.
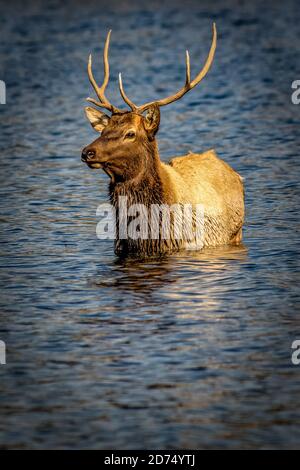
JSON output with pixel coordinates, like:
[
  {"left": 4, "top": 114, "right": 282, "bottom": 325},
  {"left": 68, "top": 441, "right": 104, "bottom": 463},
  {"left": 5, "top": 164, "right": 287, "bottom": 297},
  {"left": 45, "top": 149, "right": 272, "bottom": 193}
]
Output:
[{"left": 161, "top": 149, "right": 245, "bottom": 246}]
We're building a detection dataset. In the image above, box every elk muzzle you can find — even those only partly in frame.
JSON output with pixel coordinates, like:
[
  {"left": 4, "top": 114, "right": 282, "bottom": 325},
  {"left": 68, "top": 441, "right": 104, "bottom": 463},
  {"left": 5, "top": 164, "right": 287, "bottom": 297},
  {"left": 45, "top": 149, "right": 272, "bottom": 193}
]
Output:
[{"left": 81, "top": 145, "right": 105, "bottom": 169}]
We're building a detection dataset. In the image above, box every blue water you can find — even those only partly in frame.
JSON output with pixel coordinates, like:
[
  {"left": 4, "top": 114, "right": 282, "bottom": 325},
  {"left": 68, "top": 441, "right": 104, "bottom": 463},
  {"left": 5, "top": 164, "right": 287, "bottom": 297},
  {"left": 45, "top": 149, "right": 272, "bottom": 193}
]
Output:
[{"left": 0, "top": 0, "right": 300, "bottom": 449}]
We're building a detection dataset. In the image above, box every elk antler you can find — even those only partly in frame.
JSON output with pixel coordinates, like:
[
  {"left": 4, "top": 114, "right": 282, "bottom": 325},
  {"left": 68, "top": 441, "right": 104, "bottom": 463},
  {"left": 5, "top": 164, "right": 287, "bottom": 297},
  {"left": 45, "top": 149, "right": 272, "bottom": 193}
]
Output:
[
  {"left": 86, "top": 30, "right": 122, "bottom": 114},
  {"left": 118, "top": 23, "right": 217, "bottom": 113}
]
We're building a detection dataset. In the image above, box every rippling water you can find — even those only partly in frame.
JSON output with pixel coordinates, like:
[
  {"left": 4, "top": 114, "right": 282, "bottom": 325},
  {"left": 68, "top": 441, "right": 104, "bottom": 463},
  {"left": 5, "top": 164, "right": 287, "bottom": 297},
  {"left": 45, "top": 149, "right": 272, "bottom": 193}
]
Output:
[{"left": 0, "top": 0, "right": 300, "bottom": 449}]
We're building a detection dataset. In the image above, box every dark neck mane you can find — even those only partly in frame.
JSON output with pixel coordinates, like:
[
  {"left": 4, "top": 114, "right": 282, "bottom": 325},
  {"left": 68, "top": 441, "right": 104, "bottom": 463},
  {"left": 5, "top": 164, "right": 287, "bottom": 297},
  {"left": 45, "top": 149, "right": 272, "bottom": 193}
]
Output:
[
  {"left": 108, "top": 142, "right": 174, "bottom": 256},
  {"left": 109, "top": 141, "right": 164, "bottom": 208}
]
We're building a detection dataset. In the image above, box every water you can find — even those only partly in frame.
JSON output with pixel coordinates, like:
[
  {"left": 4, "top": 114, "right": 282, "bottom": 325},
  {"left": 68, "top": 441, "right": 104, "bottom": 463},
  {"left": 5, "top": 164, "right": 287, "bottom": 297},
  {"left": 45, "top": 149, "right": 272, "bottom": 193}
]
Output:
[{"left": 0, "top": 0, "right": 300, "bottom": 449}]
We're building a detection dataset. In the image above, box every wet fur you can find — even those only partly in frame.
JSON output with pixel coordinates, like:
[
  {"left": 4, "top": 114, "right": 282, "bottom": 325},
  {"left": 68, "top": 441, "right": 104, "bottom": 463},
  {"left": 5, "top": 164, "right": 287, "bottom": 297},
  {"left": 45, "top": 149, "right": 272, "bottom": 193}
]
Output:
[{"left": 83, "top": 110, "right": 245, "bottom": 256}]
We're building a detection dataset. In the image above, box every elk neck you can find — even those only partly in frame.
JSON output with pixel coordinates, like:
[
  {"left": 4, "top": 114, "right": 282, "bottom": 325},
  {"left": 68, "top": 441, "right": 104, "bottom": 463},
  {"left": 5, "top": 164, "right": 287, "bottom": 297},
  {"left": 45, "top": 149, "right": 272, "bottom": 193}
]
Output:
[{"left": 109, "top": 139, "right": 166, "bottom": 209}]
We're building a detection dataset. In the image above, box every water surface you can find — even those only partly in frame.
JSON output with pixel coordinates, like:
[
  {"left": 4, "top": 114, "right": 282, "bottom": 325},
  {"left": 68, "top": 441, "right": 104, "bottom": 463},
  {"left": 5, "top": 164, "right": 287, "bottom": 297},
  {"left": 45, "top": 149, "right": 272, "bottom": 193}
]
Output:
[{"left": 0, "top": 0, "right": 299, "bottom": 449}]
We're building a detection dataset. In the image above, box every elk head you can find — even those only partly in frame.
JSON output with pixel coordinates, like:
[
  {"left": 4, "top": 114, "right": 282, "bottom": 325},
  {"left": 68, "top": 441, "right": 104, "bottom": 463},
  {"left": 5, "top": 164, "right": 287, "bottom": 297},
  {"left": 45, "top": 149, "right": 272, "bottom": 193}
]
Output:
[{"left": 81, "top": 26, "right": 217, "bottom": 183}]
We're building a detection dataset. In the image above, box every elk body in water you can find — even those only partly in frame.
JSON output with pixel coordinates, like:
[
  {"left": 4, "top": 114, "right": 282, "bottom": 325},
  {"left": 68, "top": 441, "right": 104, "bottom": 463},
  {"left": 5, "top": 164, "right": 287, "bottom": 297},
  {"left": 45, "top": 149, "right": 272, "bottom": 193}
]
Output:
[{"left": 81, "top": 26, "right": 244, "bottom": 256}]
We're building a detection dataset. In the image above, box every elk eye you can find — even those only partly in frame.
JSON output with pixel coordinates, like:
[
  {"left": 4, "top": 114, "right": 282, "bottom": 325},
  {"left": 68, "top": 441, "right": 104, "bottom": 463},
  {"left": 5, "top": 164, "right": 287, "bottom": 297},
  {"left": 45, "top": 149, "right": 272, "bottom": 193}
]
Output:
[{"left": 125, "top": 131, "right": 136, "bottom": 139}]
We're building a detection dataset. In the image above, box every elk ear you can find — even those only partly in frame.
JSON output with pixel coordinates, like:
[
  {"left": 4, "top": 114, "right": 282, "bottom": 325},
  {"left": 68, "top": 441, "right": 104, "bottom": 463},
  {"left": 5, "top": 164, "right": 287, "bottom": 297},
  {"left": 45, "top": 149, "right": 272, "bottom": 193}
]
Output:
[
  {"left": 143, "top": 105, "right": 160, "bottom": 140},
  {"left": 85, "top": 107, "right": 110, "bottom": 132}
]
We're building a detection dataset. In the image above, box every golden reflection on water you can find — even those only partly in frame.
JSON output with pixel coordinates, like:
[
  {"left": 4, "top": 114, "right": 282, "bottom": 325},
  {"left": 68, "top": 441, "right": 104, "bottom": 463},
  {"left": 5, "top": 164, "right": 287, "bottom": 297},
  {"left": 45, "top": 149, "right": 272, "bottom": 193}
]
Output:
[{"left": 92, "top": 244, "right": 248, "bottom": 299}]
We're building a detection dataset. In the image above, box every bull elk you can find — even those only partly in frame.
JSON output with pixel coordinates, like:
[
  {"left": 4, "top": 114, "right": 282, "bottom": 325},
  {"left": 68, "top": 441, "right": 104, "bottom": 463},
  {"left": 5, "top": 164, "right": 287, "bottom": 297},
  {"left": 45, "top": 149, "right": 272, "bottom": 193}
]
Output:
[{"left": 81, "top": 25, "right": 245, "bottom": 256}]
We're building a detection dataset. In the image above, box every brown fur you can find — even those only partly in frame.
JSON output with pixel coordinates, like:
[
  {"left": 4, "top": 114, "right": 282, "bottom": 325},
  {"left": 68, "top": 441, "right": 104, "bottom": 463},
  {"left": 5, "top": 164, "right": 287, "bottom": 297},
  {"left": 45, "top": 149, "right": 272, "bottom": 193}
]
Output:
[{"left": 82, "top": 108, "right": 245, "bottom": 256}]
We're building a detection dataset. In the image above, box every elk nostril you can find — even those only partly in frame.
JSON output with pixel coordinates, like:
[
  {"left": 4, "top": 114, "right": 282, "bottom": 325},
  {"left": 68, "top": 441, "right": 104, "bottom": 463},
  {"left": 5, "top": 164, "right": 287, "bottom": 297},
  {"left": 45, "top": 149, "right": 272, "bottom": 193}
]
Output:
[
  {"left": 81, "top": 149, "right": 96, "bottom": 162},
  {"left": 87, "top": 150, "right": 95, "bottom": 159}
]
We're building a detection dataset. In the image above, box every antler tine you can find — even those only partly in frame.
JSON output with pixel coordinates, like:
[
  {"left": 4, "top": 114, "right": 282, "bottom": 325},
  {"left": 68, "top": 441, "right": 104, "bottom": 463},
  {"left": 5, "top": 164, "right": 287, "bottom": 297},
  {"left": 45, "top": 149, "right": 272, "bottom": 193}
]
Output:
[
  {"left": 87, "top": 30, "right": 121, "bottom": 114},
  {"left": 190, "top": 22, "right": 217, "bottom": 88},
  {"left": 118, "top": 73, "right": 137, "bottom": 112},
  {"left": 185, "top": 50, "right": 191, "bottom": 85},
  {"left": 134, "top": 23, "right": 217, "bottom": 113}
]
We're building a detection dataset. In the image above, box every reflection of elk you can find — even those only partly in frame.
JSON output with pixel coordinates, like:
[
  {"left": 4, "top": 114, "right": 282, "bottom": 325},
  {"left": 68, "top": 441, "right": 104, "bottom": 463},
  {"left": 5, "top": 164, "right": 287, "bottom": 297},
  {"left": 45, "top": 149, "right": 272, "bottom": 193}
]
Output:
[{"left": 82, "top": 25, "right": 244, "bottom": 256}]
